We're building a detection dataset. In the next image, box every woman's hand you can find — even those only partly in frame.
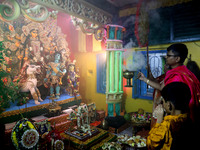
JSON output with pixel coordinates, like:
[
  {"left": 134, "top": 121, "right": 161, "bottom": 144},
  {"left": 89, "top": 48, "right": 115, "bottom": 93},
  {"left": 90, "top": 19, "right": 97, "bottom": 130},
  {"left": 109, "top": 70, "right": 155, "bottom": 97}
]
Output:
[
  {"left": 154, "top": 104, "right": 164, "bottom": 123},
  {"left": 137, "top": 72, "right": 146, "bottom": 81},
  {"left": 138, "top": 72, "right": 164, "bottom": 91}
]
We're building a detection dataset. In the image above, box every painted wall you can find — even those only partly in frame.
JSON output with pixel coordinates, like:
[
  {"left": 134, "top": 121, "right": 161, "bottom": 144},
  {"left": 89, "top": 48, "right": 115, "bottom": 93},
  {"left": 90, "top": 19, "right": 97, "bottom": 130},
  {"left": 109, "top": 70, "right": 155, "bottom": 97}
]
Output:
[
  {"left": 74, "top": 41, "right": 200, "bottom": 113},
  {"left": 74, "top": 51, "right": 107, "bottom": 111}
]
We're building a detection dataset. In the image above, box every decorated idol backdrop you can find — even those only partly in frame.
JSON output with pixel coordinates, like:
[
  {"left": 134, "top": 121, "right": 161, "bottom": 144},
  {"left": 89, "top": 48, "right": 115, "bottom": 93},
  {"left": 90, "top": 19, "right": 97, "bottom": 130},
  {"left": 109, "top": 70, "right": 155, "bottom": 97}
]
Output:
[{"left": 0, "top": 13, "right": 80, "bottom": 110}]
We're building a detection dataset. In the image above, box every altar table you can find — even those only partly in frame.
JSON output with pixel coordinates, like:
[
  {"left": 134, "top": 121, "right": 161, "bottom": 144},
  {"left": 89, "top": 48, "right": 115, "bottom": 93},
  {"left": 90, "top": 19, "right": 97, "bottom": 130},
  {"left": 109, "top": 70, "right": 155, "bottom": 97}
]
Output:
[{"left": 60, "top": 128, "right": 117, "bottom": 150}]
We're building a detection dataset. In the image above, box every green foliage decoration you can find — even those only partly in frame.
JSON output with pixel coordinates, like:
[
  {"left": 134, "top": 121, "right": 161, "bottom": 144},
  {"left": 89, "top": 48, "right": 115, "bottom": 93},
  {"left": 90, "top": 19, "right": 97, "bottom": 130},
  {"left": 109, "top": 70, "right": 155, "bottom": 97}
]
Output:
[{"left": 0, "top": 41, "right": 28, "bottom": 113}]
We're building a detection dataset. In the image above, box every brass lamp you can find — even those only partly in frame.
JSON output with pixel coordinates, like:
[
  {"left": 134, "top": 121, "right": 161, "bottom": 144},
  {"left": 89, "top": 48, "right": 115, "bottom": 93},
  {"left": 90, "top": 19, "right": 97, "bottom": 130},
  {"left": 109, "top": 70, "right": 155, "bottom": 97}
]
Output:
[{"left": 123, "top": 70, "right": 134, "bottom": 87}]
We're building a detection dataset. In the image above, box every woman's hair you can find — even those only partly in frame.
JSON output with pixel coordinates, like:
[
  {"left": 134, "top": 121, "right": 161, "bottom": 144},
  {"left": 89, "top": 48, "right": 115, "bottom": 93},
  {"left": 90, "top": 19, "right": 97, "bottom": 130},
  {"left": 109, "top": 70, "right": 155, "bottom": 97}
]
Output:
[
  {"left": 167, "top": 43, "right": 188, "bottom": 63},
  {"left": 161, "top": 82, "right": 191, "bottom": 113},
  {"left": 186, "top": 60, "right": 200, "bottom": 82}
]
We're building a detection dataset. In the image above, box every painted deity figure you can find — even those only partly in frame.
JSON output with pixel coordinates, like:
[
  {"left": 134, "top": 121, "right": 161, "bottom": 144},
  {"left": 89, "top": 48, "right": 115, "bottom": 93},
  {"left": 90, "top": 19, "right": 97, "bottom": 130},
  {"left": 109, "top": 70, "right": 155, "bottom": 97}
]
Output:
[
  {"left": 15, "top": 61, "right": 43, "bottom": 105},
  {"left": 44, "top": 52, "right": 66, "bottom": 99},
  {"left": 66, "top": 63, "right": 80, "bottom": 96},
  {"left": 76, "top": 104, "right": 91, "bottom": 135},
  {"left": 27, "top": 29, "right": 45, "bottom": 64},
  {"left": 21, "top": 25, "right": 47, "bottom": 86}
]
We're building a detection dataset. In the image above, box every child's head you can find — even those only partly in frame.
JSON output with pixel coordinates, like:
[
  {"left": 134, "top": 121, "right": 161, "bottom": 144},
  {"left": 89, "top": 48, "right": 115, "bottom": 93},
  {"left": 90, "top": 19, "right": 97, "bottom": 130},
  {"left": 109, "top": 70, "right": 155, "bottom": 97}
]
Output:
[{"left": 161, "top": 82, "right": 191, "bottom": 113}]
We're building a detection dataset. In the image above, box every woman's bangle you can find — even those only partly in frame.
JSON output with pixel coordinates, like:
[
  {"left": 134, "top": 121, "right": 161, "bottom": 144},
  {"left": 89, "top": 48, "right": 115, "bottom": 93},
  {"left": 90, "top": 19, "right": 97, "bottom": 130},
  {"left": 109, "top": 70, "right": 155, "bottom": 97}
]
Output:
[{"left": 146, "top": 79, "right": 150, "bottom": 84}]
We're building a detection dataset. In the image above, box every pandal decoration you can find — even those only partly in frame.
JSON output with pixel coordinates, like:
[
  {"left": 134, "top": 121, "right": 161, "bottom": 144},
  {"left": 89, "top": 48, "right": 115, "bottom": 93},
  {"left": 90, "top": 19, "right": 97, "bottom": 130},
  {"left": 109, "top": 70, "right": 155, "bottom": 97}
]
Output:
[
  {"left": 21, "top": 129, "right": 39, "bottom": 149},
  {"left": 76, "top": 103, "right": 91, "bottom": 135},
  {"left": 102, "top": 142, "right": 122, "bottom": 150},
  {"left": 11, "top": 118, "right": 39, "bottom": 150},
  {"left": 71, "top": 16, "right": 105, "bottom": 41},
  {"left": 65, "top": 103, "right": 98, "bottom": 140},
  {"left": 43, "top": 129, "right": 64, "bottom": 149},
  {"left": 54, "top": 140, "right": 64, "bottom": 150},
  {"left": 134, "top": 0, "right": 149, "bottom": 47}
]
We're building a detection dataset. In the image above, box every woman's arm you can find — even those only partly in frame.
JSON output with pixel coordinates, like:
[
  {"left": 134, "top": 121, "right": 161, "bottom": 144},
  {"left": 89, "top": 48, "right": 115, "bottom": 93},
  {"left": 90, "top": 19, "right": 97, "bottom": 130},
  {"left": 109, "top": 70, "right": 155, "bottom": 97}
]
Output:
[{"left": 137, "top": 72, "right": 165, "bottom": 91}]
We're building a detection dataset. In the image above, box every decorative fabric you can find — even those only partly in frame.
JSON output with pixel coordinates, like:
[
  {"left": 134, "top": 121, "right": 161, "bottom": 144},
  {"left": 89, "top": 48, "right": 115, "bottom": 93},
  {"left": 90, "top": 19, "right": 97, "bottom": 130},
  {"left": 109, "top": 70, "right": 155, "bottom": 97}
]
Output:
[
  {"left": 54, "top": 120, "right": 72, "bottom": 132},
  {"left": 164, "top": 65, "right": 200, "bottom": 122},
  {"left": 48, "top": 113, "right": 69, "bottom": 125},
  {"left": 45, "top": 129, "right": 62, "bottom": 143},
  {"left": 147, "top": 114, "right": 188, "bottom": 150}
]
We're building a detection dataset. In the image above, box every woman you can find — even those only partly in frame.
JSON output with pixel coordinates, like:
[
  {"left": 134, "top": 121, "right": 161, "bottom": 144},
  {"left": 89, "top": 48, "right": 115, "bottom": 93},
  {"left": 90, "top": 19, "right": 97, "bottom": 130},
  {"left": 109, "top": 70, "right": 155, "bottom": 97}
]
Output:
[
  {"left": 147, "top": 82, "right": 197, "bottom": 150},
  {"left": 186, "top": 60, "right": 200, "bottom": 82},
  {"left": 138, "top": 43, "right": 200, "bottom": 123},
  {"left": 150, "top": 73, "right": 166, "bottom": 128},
  {"left": 148, "top": 63, "right": 171, "bottom": 128}
]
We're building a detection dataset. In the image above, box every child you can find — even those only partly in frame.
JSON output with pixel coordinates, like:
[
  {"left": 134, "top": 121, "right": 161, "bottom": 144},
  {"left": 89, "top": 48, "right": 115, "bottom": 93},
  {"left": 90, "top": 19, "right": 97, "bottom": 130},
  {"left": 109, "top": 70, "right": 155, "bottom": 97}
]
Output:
[{"left": 147, "top": 82, "right": 198, "bottom": 150}]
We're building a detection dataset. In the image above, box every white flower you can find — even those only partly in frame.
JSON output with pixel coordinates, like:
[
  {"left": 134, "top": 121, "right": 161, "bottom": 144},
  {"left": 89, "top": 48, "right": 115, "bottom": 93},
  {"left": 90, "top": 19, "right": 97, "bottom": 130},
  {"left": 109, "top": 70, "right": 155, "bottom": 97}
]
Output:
[{"left": 21, "top": 129, "right": 39, "bottom": 149}]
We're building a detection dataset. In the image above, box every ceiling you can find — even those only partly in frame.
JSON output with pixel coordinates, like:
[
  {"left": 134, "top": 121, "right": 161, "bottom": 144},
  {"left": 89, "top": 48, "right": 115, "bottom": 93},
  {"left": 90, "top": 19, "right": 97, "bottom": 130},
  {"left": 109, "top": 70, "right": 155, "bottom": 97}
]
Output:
[
  {"left": 84, "top": 0, "right": 139, "bottom": 16},
  {"left": 106, "top": 0, "right": 139, "bottom": 7}
]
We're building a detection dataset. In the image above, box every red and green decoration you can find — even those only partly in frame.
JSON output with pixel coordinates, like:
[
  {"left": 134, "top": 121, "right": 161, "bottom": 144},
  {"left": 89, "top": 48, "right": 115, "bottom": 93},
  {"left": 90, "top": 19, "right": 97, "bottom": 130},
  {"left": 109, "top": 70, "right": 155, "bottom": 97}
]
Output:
[
  {"left": 134, "top": 0, "right": 149, "bottom": 47},
  {"left": 0, "top": 41, "right": 28, "bottom": 113}
]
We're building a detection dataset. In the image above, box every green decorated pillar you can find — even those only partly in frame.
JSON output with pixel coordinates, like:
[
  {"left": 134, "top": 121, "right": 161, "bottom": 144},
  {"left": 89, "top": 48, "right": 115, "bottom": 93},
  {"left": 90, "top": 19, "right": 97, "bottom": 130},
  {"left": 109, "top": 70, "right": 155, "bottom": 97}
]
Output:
[{"left": 105, "top": 24, "right": 125, "bottom": 117}]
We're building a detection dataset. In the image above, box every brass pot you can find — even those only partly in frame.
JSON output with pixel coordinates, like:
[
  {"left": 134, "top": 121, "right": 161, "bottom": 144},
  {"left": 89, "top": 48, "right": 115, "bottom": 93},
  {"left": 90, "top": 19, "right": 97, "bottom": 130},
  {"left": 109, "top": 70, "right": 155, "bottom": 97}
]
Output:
[{"left": 123, "top": 70, "right": 134, "bottom": 87}]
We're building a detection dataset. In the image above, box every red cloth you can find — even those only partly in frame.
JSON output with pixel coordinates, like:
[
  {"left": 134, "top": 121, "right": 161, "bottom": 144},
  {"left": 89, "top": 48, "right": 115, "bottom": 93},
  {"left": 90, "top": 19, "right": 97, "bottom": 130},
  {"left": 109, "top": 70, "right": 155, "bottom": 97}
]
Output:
[
  {"left": 90, "top": 121, "right": 101, "bottom": 127},
  {"left": 164, "top": 65, "right": 200, "bottom": 122}
]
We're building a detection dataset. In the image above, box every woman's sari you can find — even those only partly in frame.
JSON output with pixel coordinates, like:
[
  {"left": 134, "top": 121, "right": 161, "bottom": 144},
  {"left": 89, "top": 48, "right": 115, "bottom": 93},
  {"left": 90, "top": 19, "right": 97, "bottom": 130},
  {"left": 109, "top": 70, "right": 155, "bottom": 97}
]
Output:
[{"left": 164, "top": 65, "right": 200, "bottom": 123}]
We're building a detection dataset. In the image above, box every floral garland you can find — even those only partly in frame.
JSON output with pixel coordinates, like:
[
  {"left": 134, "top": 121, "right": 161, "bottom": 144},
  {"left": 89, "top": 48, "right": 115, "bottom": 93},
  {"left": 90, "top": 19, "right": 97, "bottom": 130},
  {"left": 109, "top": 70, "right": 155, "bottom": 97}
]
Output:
[
  {"left": 102, "top": 142, "right": 122, "bottom": 150},
  {"left": 54, "top": 140, "right": 64, "bottom": 150},
  {"left": 21, "top": 129, "right": 39, "bottom": 149},
  {"left": 11, "top": 118, "right": 39, "bottom": 150},
  {"left": 131, "top": 112, "right": 152, "bottom": 123}
]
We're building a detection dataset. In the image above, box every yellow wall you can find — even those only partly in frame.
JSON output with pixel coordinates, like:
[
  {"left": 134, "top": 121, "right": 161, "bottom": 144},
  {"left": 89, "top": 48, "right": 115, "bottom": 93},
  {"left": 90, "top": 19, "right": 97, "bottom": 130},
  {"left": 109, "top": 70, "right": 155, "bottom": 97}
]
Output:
[
  {"left": 74, "top": 41, "right": 200, "bottom": 113},
  {"left": 74, "top": 51, "right": 107, "bottom": 111}
]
